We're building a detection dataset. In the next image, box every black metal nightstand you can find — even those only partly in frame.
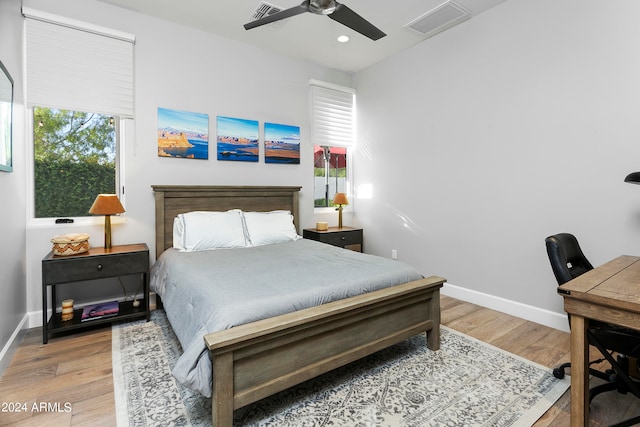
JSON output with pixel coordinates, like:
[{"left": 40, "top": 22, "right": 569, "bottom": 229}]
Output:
[
  {"left": 41, "top": 243, "right": 150, "bottom": 344},
  {"left": 303, "top": 226, "right": 363, "bottom": 252}
]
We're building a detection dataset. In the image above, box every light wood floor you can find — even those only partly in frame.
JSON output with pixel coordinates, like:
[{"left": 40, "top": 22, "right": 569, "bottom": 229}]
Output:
[{"left": 1, "top": 295, "right": 639, "bottom": 426}]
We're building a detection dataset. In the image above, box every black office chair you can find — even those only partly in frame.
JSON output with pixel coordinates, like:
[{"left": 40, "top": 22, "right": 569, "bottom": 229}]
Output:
[{"left": 546, "top": 233, "right": 640, "bottom": 427}]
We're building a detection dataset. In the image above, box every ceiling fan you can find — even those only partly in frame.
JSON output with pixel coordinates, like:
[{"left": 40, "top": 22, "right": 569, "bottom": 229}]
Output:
[{"left": 244, "top": 0, "right": 386, "bottom": 41}]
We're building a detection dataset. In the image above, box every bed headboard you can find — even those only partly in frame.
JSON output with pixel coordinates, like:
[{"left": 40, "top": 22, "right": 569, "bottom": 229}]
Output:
[{"left": 152, "top": 185, "right": 302, "bottom": 258}]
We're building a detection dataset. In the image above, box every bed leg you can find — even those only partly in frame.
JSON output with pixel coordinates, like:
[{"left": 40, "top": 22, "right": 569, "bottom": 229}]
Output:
[
  {"left": 211, "top": 352, "right": 234, "bottom": 427},
  {"left": 426, "top": 289, "right": 441, "bottom": 351}
]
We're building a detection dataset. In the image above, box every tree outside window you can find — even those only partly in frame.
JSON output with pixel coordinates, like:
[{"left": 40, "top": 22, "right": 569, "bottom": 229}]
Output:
[{"left": 33, "top": 107, "right": 119, "bottom": 218}]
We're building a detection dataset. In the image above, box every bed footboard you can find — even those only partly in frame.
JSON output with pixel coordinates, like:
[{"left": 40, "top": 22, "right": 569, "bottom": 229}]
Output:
[{"left": 204, "top": 275, "right": 445, "bottom": 427}]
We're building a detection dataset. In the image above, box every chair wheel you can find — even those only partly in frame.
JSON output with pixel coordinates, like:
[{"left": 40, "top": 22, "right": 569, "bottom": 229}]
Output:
[{"left": 553, "top": 367, "right": 565, "bottom": 379}]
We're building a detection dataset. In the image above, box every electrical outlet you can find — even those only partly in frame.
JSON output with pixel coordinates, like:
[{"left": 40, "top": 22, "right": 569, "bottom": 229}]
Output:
[{"left": 391, "top": 249, "right": 398, "bottom": 260}]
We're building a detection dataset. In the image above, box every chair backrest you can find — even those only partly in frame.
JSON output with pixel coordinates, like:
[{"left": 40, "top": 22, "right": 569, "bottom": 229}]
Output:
[{"left": 545, "top": 233, "right": 594, "bottom": 285}]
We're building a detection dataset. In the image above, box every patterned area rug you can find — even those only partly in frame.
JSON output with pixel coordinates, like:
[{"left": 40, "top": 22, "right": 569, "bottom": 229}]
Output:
[{"left": 112, "top": 310, "right": 569, "bottom": 426}]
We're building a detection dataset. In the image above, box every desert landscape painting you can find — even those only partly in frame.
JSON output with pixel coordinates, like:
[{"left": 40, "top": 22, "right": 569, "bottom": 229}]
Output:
[
  {"left": 157, "top": 107, "right": 209, "bottom": 159},
  {"left": 264, "top": 122, "right": 300, "bottom": 164},
  {"left": 216, "top": 116, "right": 259, "bottom": 162}
]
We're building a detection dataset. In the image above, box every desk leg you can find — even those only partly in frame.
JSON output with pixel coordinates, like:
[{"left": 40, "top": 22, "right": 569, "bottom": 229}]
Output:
[{"left": 570, "top": 314, "right": 589, "bottom": 427}]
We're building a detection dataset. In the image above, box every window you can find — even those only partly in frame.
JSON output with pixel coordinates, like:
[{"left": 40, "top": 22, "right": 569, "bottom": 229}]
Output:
[
  {"left": 310, "top": 80, "right": 355, "bottom": 209},
  {"left": 23, "top": 8, "right": 134, "bottom": 220},
  {"left": 314, "top": 145, "right": 347, "bottom": 207},
  {"left": 33, "top": 107, "right": 119, "bottom": 218}
]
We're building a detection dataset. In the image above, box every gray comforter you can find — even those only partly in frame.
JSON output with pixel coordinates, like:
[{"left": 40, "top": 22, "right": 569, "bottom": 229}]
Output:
[{"left": 150, "top": 238, "right": 423, "bottom": 397}]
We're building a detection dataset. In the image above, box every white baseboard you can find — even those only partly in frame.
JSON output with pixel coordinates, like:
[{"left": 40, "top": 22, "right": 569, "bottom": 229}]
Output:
[
  {"left": 441, "top": 283, "right": 570, "bottom": 333},
  {"left": 0, "top": 314, "right": 29, "bottom": 378},
  {"left": 27, "top": 309, "right": 45, "bottom": 328}
]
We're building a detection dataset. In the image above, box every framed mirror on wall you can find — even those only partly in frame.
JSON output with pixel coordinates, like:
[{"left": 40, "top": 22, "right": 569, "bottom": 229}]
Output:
[{"left": 0, "top": 60, "right": 13, "bottom": 172}]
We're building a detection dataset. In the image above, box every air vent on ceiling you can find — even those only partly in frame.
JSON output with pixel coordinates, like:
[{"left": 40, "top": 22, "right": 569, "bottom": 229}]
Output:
[
  {"left": 404, "top": 1, "right": 471, "bottom": 39},
  {"left": 251, "top": 2, "right": 286, "bottom": 28}
]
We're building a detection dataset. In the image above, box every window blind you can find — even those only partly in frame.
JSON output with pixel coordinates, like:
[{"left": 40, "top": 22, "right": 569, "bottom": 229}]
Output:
[
  {"left": 310, "top": 80, "right": 355, "bottom": 148},
  {"left": 23, "top": 8, "right": 135, "bottom": 118}
]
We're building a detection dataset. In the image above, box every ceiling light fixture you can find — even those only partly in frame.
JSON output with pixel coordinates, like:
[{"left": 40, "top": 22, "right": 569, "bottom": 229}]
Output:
[
  {"left": 244, "top": 0, "right": 386, "bottom": 41},
  {"left": 337, "top": 34, "right": 349, "bottom": 43}
]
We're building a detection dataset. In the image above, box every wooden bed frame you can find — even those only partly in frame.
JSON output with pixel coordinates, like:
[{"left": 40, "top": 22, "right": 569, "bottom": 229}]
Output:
[{"left": 152, "top": 185, "right": 445, "bottom": 427}]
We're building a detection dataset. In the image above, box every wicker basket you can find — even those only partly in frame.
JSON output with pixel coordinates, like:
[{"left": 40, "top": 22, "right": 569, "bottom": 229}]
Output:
[{"left": 51, "top": 233, "right": 90, "bottom": 256}]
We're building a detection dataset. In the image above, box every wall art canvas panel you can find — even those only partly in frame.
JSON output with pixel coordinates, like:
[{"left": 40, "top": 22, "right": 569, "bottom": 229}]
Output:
[
  {"left": 264, "top": 122, "right": 300, "bottom": 164},
  {"left": 157, "top": 107, "right": 209, "bottom": 159},
  {"left": 216, "top": 116, "right": 259, "bottom": 162}
]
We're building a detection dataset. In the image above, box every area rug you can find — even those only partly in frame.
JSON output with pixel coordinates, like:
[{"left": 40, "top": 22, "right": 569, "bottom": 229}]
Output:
[{"left": 112, "top": 310, "right": 569, "bottom": 426}]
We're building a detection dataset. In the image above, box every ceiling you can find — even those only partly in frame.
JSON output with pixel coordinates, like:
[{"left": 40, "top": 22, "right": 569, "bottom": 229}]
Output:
[{"left": 97, "top": 0, "right": 509, "bottom": 73}]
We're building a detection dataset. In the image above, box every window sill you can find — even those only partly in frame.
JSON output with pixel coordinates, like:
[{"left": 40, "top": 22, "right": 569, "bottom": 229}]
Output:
[
  {"left": 314, "top": 206, "right": 352, "bottom": 214},
  {"left": 27, "top": 215, "right": 127, "bottom": 229}
]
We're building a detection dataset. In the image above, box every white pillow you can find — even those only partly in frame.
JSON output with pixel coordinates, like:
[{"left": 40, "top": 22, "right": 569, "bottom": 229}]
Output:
[
  {"left": 173, "top": 210, "right": 248, "bottom": 251},
  {"left": 243, "top": 210, "right": 301, "bottom": 246}
]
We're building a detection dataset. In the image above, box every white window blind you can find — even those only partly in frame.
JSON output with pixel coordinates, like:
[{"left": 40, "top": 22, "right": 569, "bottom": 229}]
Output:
[
  {"left": 23, "top": 7, "right": 135, "bottom": 118},
  {"left": 310, "top": 80, "right": 355, "bottom": 148}
]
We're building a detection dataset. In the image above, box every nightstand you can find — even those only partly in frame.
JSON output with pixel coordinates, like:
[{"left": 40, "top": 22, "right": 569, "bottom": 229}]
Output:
[
  {"left": 303, "top": 226, "right": 363, "bottom": 252},
  {"left": 41, "top": 243, "right": 150, "bottom": 344}
]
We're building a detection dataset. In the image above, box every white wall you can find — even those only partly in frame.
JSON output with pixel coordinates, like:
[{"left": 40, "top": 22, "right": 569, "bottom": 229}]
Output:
[
  {"left": 354, "top": 0, "right": 640, "bottom": 328},
  {"left": 21, "top": 0, "right": 352, "bottom": 325},
  {"left": 12, "top": 0, "right": 640, "bottom": 341},
  {"left": 0, "top": 0, "right": 27, "bottom": 374}
]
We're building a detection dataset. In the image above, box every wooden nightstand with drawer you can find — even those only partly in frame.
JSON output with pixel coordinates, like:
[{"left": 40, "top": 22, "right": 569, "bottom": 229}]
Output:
[
  {"left": 41, "top": 243, "right": 150, "bottom": 344},
  {"left": 303, "top": 226, "right": 363, "bottom": 252}
]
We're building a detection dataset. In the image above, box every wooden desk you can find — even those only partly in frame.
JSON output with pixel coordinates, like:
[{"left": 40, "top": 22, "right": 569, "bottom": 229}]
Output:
[{"left": 558, "top": 255, "right": 640, "bottom": 426}]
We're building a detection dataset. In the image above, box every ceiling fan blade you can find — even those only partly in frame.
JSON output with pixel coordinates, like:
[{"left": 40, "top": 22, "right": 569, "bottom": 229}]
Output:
[
  {"left": 244, "top": 1, "right": 310, "bottom": 30},
  {"left": 329, "top": 2, "right": 386, "bottom": 41}
]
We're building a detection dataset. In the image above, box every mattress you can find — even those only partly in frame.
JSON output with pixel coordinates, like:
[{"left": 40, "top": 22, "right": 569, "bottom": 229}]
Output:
[{"left": 150, "top": 238, "right": 423, "bottom": 397}]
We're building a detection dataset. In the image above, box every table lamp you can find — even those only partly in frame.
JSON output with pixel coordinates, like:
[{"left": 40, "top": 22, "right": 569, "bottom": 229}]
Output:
[
  {"left": 332, "top": 192, "right": 349, "bottom": 229},
  {"left": 89, "top": 194, "right": 125, "bottom": 249}
]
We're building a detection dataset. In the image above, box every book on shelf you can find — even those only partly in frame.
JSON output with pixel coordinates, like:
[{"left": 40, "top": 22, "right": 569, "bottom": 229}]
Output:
[{"left": 81, "top": 300, "right": 119, "bottom": 322}]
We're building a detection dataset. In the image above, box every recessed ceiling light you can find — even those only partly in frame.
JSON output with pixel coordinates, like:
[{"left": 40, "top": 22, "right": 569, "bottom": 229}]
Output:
[{"left": 337, "top": 35, "right": 350, "bottom": 43}]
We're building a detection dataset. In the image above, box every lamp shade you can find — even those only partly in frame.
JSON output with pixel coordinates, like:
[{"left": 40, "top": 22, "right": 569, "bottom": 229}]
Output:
[
  {"left": 332, "top": 192, "right": 349, "bottom": 206},
  {"left": 89, "top": 194, "right": 125, "bottom": 215},
  {"left": 625, "top": 172, "right": 640, "bottom": 185}
]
